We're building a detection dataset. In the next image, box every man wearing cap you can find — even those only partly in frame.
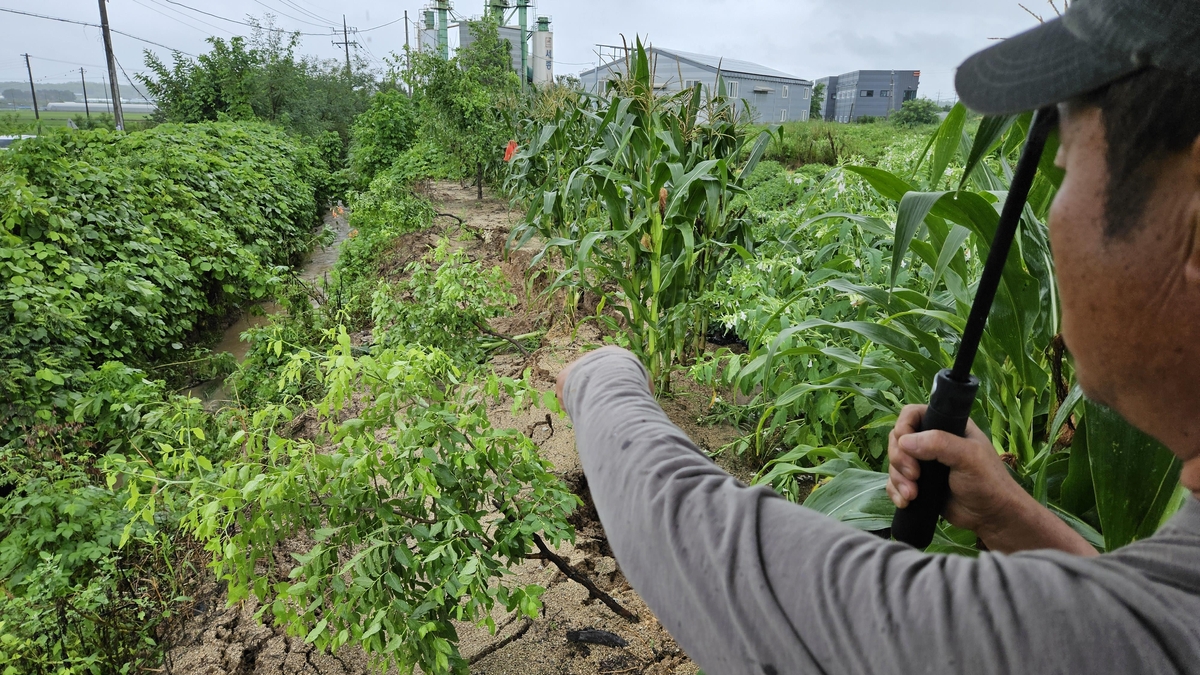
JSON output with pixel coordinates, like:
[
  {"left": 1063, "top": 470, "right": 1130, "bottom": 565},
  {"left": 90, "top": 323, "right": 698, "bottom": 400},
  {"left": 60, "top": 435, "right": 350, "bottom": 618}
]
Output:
[{"left": 554, "top": 1, "right": 1200, "bottom": 672}]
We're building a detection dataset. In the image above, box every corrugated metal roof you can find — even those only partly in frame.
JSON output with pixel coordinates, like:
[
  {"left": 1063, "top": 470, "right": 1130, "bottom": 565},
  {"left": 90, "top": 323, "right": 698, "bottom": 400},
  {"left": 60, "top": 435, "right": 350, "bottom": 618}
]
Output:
[
  {"left": 581, "top": 46, "right": 811, "bottom": 84},
  {"left": 657, "top": 48, "right": 808, "bottom": 82}
]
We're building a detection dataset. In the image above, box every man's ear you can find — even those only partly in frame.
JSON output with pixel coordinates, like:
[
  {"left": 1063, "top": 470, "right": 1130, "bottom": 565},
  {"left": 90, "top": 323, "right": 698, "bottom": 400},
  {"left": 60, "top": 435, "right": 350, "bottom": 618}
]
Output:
[{"left": 1188, "top": 135, "right": 1200, "bottom": 285}]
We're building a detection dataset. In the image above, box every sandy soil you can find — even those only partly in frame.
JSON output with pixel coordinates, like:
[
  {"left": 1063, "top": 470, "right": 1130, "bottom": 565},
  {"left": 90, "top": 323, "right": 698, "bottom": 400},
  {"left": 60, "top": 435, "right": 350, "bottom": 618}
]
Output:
[{"left": 165, "top": 180, "right": 751, "bottom": 674}]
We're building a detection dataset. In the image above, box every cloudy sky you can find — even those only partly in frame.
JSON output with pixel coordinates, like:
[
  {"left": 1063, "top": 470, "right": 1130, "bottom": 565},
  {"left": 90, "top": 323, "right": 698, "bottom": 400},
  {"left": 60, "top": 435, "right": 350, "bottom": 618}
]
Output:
[{"left": 2, "top": 0, "right": 1052, "bottom": 102}]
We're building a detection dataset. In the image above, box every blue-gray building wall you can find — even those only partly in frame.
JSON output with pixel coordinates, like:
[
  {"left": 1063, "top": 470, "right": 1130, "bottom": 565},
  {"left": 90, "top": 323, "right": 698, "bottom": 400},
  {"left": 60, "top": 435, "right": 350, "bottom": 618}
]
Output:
[
  {"left": 581, "top": 52, "right": 812, "bottom": 124},
  {"left": 815, "top": 76, "right": 839, "bottom": 121},
  {"left": 827, "top": 70, "right": 920, "bottom": 122}
]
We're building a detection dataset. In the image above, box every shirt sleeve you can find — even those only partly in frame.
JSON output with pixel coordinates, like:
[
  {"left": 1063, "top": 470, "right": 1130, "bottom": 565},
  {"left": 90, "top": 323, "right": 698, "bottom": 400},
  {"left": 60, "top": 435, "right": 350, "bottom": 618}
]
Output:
[{"left": 562, "top": 347, "right": 1199, "bottom": 675}]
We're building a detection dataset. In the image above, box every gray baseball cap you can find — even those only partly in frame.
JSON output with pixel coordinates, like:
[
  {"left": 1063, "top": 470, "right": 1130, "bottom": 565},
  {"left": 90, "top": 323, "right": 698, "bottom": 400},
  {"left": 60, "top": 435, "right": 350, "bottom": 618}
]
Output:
[{"left": 956, "top": 0, "right": 1200, "bottom": 115}]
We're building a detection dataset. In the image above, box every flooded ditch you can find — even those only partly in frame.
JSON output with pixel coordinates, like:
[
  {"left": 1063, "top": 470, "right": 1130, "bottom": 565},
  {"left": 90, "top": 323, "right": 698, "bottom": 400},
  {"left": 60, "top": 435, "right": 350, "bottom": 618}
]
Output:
[{"left": 187, "top": 210, "right": 351, "bottom": 406}]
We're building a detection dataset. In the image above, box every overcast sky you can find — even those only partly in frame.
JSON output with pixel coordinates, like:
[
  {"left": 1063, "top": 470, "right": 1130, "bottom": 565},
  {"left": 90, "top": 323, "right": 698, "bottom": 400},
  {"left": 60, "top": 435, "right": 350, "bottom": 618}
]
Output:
[{"left": 2, "top": 0, "right": 1050, "bottom": 102}]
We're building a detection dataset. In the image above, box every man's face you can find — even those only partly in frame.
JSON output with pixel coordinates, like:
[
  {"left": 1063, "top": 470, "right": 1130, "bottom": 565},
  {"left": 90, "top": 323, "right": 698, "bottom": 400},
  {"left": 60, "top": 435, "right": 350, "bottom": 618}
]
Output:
[{"left": 1049, "top": 104, "right": 1200, "bottom": 442}]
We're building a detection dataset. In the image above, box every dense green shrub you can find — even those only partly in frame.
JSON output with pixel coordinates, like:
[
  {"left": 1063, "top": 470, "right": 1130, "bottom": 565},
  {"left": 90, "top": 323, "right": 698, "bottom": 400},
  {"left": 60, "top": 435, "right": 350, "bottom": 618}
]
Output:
[
  {"left": 410, "top": 18, "right": 520, "bottom": 192},
  {"left": 113, "top": 334, "right": 577, "bottom": 674},
  {"left": 0, "top": 363, "right": 217, "bottom": 673},
  {"left": 140, "top": 28, "right": 372, "bottom": 145},
  {"left": 372, "top": 240, "right": 516, "bottom": 361},
  {"left": 349, "top": 89, "right": 419, "bottom": 186},
  {"left": 890, "top": 98, "right": 942, "bottom": 127},
  {"left": 0, "top": 123, "right": 324, "bottom": 435}
]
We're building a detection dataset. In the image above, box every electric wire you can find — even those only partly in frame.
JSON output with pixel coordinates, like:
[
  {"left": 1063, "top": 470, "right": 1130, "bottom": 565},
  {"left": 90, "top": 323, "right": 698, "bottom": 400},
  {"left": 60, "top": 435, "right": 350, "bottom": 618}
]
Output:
[
  {"left": 274, "top": 0, "right": 337, "bottom": 26},
  {"left": 358, "top": 15, "right": 406, "bottom": 32},
  {"left": 140, "top": 0, "right": 233, "bottom": 36},
  {"left": 114, "top": 54, "right": 151, "bottom": 103},
  {"left": 129, "top": 0, "right": 230, "bottom": 37},
  {"left": 159, "top": 0, "right": 331, "bottom": 36},
  {"left": 29, "top": 55, "right": 109, "bottom": 69},
  {"left": 0, "top": 7, "right": 196, "bottom": 56},
  {"left": 249, "top": 0, "right": 338, "bottom": 29}
]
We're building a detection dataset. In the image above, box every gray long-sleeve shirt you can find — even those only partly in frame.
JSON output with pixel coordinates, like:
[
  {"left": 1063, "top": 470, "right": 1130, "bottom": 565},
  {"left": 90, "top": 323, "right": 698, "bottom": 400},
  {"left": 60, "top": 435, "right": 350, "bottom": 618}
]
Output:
[{"left": 563, "top": 348, "right": 1200, "bottom": 675}]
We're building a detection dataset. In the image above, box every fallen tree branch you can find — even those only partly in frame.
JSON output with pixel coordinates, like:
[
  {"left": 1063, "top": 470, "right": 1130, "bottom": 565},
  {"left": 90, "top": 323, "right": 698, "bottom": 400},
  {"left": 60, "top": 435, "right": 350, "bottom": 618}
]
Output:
[
  {"left": 434, "top": 212, "right": 464, "bottom": 225},
  {"left": 531, "top": 533, "right": 640, "bottom": 623},
  {"left": 477, "top": 322, "right": 530, "bottom": 356}
]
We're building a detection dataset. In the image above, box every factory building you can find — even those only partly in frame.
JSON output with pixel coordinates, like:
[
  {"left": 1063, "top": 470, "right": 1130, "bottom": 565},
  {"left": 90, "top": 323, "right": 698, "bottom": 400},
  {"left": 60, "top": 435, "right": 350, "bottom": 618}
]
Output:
[
  {"left": 417, "top": 1, "right": 553, "bottom": 85},
  {"left": 580, "top": 46, "right": 812, "bottom": 124},
  {"left": 818, "top": 70, "right": 921, "bottom": 123}
]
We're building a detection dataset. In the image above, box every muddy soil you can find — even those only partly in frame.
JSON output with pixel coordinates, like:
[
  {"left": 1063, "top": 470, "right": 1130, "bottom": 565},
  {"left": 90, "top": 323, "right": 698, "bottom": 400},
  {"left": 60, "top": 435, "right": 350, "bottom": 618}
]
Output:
[{"left": 166, "top": 180, "right": 752, "bottom": 675}]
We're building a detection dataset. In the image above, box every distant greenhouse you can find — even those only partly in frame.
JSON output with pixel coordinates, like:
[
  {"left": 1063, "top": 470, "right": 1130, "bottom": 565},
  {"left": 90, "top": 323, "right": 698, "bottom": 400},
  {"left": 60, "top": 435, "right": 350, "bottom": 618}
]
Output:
[
  {"left": 46, "top": 101, "right": 157, "bottom": 114},
  {"left": 580, "top": 46, "right": 813, "bottom": 124}
]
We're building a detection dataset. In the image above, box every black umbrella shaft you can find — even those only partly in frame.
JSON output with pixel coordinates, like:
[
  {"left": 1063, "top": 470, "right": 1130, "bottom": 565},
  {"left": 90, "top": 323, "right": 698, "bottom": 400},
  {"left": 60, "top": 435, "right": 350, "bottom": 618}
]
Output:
[
  {"left": 890, "top": 107, "right": 1059, "bottom": 549},
  {"left": 951, "top": 107, "right": 1059, "bottom": 382}
]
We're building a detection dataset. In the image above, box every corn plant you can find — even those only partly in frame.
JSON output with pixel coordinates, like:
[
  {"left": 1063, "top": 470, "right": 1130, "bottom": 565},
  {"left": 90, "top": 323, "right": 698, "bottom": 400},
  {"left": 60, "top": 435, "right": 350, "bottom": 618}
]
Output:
[
  {"left": 507, "top": 39, "right": 775, "bottom": 390},
  {"left": 692, "top": 107, "right": 1180, "bottom": 552}
]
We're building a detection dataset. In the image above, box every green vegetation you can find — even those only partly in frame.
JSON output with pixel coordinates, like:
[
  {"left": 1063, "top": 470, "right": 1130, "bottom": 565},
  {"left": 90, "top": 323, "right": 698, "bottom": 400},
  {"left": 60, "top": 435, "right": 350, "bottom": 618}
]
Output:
[
  {"left": 809, "top": 81, "right": 825, "bottom": 120},
  {"left": 0, "top": 16, "right": 1183, "bottom": 675},
  {"left": 761, "top": 118, "right": 934, "bottom": 166},
  {"left": 891, "top": 98, "right": 943, "bottom": 127},
  {"left": 0, "top": 111, "right": 153, "bottom": 133},
  {"left": 140, "top": 25, "right": 373, "bottom": 149},
  {"left": 409, "top": 17, "right": 521, "bottom": 196}
]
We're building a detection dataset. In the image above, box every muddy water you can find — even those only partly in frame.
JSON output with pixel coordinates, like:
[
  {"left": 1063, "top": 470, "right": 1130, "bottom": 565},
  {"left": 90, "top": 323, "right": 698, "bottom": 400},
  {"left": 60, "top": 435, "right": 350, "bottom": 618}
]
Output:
[{"left": 188, "top": 211, "right": 351, "bottom": 405}]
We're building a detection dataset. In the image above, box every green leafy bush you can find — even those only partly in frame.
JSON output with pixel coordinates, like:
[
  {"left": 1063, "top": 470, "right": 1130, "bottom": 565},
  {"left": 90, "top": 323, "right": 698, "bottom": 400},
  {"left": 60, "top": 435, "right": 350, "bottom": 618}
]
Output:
[
  {"left": 140, "top": 29, "right": 373, "bottom": 145},
  {"left": 890, "top": 98, "right": 942, "bottom": 127},
  {"left": 0, "top": 123, "right": 323, "bottom": 432},
  {"left": 116, "top": 333, "right": 577, "bottom": 674},
  {"left": 372, "top": 239, "right": 516, "bottom": 360},
  {"left": 0, "top": 363, "right": 215, "bottom": 673},
  {"left": 349, "top": 89, "right": 419, "bottom": 186}
]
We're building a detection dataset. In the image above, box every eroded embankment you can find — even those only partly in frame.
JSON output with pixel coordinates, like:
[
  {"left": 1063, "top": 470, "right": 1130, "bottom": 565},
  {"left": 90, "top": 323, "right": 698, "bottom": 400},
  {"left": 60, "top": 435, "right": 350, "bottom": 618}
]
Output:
[{"left": 168, "top": 180, "right": 746, "bottom": 675}]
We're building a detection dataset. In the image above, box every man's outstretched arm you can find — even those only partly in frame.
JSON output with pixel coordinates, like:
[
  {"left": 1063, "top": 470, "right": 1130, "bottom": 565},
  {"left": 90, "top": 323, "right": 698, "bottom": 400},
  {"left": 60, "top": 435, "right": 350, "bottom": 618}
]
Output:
[{"left": 560, "top": 347, "right": 1186, "bottom": 675}]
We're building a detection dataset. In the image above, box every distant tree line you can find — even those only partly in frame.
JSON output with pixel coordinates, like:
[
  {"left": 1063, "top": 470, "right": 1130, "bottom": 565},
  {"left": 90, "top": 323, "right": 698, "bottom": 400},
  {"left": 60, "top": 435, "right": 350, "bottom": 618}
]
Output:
[
  {"left": 138, "top": 19, "right": 372, "bottom": 149},
  {"left": 1, "top": 88, "right": 76, "bottom": 106}
]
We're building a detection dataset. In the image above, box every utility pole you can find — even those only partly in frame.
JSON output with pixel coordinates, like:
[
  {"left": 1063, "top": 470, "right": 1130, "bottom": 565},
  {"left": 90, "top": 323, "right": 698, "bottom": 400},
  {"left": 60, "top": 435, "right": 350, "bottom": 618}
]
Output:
[
  {"left": 22, "top": 54, "right": 39, "bottom": 120},
  {"left": 889, "top": 70, "right": 896, "bottom": 117},
  {"left": 332, "top": 15, "right": 359, "bottom": 79},
  {"left": 342, "top": 16, "right": 351, "bottom": 76},
  {"left": 517, "top": 0, "right": 529, "bottom": 89},
  {"left": 97, "top": 0, "right": 125, "bottom": 130},
  {"left": 81, "top": 68, "right": 91, "bottom": 120},
  {"left": 404, "top": 10, "right": 411, "bottom": 96}
]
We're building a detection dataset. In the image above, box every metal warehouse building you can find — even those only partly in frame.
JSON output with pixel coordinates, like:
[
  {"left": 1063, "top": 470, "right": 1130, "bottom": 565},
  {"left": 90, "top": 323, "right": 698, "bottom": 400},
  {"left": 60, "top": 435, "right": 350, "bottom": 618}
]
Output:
[
  {"left": 818, "top": 70, "right": 920, "bottom": 123},
  {"left": 580, "top": 47, "right": 813, "bottom": 124}
]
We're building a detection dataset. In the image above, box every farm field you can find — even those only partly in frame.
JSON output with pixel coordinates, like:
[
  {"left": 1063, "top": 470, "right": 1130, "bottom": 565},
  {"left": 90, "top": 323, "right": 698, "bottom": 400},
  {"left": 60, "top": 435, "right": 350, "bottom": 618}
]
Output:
[
  {"left": 1, "top": 19, "right": 1184, "bottom": 675},
  {"left": 0, "top": 109, "right": 153, "bottom": 130}
]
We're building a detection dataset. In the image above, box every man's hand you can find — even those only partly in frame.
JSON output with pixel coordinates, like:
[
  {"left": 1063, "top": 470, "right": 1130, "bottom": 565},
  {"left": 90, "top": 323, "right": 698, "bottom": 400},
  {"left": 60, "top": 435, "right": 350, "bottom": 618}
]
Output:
[
  {"left": 887, "top": 405, "right": 1098, "bottom": 556},
  {"left": 554, "top": 358, "right": 578, "bottom": 410}
]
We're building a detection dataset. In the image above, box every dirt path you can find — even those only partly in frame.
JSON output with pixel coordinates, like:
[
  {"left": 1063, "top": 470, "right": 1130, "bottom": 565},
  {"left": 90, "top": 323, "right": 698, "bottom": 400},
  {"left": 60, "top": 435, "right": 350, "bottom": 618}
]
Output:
[{"left": 166, "top": 181, "right": 745, "bottom": 674}]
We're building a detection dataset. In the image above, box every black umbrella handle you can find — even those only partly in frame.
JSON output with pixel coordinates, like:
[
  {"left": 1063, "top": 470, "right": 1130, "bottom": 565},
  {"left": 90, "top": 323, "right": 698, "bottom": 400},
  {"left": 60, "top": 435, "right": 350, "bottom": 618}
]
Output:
[
  {"left": 890, "top": 370, "right": 979, "bottom": 548},
  {"left": 890, "top": 107, "right": 1058, "bottom": 549}
]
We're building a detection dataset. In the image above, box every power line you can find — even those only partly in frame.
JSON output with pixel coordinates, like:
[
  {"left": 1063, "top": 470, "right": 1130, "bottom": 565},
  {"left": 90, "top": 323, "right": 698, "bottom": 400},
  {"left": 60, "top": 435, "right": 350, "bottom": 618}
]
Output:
[
  {"left": 28, "top": 55, "right": 110, "bottom": 69},
  {"left": 274, "top": 0, "right": 337, "bottom": 26},
  {"left": 114, "top": 54, "right": 151, "bottom": 103},
  {"left": 359, "top": 15, "right": 406, "bottom": 32},
  {"left": 0, "top": 7, "right": 195, "bottom": 56},
  {"left": 250, "top": 0, "right": 337, "bottom": 29},
  {"left": 131, "top": 0, "right": 231, "bottom": 37},
  {"left": 159, "top": 0, "right": 331, "bottom": 36}
]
